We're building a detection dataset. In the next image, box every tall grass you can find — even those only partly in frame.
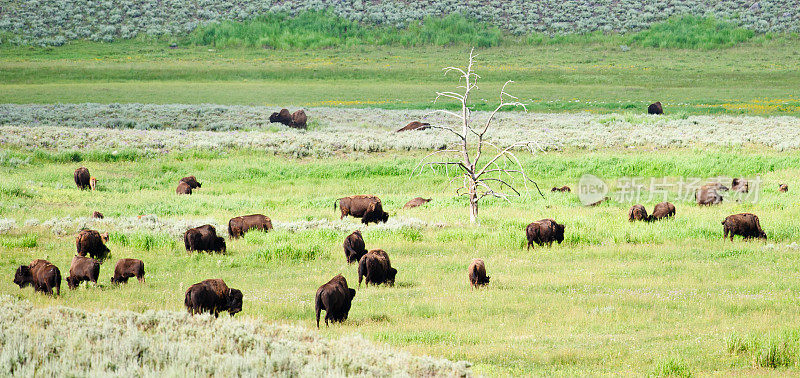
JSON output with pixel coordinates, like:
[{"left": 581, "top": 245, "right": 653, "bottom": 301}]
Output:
[{"left": 629, "top": 16, "right": 755, "bottom": 49}]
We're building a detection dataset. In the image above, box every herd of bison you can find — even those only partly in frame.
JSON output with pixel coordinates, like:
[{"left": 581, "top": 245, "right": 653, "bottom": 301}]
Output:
[{"left": 11, "top": 162, "right": 790, "bottom": 327}]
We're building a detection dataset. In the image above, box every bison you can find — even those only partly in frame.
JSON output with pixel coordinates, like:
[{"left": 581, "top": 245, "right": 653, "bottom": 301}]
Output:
[
  {"left": 228, "top": 214, "right": 273, "bottom": 239},
  {"left": 628, "top": 204, "right": 649, "bottom": 222},
  {"left": 731, "top": 178, "right": 749, "bottom": 193},
  {"left": 779, "top": 184, "right": 788, "bottom": 192},
  {"left": 525, "top": 219, "right": 565, "bottom": 249},
  {"left": 184, "top": 278, "right": 243, "bottom": 317},
  {"left": 291, "top": 109, "right": 307, "bottom": 129},
  {"left": 648, "top": 202, "right": 676, "bottom": 221},
  {"left": 111, "top": 258, "right": 145, "bottom": 284},
  {"left": 92, "top": 211, "right": 104, "bottom": 219},
  {"left": 184, "top": 224, "right": 226, "bottom": 253},
  {"left": 315, "top": 274, "right": 356, "bottom": 328},
  {"left": 76, "top": 229, "right": 110, "bottom": 261},
  {"left": 269, "top": 108, "right": 293, "bottom": 126},
  {"left": 551, "top": 186, "right": 571, "bottom": 192},
  {"left": 468, "top": 258, "right": 490, "bottom": 288},
  {"left": 14, "top": 259, "right": 61, "bottom": 296},
  {"left": 358, "top": 249, "right": 397, "bottom": 287},
  {"left": 722, "top": 213, "right": 767, "bottom": 241},
  {"left": 648, "top": 101, "right": 663, "bottom": 115},
  {"left": 396, "top": 121, "right": 430, "bottom": 132},
  {"left": 403, "top": 197, "right": 431, "bottom": 209},
  {"left": 343, "top": 230, "right": 367, "bottom": 264},
  {"left": 66, "top": 255, "right": 100, "bottom": 289},
  {"left": 336, "top": 195, "right": 389, "bottom": 225},
  {"left": 696, "top": 184, "right": 724, "bottom": 205},
  {"left": 176, "top": 181, "right": 192, "bottom": 195},
  {"left": 179, "top": 176, "right": 202, "bottom": 189},
  {"left": 74, "top": 167, "right": 91, "bottom": 189}
]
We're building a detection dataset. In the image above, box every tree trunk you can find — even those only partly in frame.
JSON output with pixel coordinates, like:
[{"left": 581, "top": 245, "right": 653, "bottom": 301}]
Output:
[{"left": 469, "top": 186, "right": 479, "bottom": 225}]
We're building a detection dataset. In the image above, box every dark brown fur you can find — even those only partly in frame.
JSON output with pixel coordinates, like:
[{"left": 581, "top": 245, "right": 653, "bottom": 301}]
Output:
[
  {"left": 14, "top": 259, "right": 61, "bottom": 296},
  {"left": 696, "top": 184, "right": 724, "bottom": 205},
  {"left": 184, "top": 278, "right": 243, "bottom": 317},
  {"left": 648, "top": 101, "right": 663, "bottom": 115},
  {"left": 336, "top": 195, "right": 389, "bottom": 225},
  {"left": 67, "top": 255, "right": 100, "bottom": 289},
  {"left": 76, "top": 229, "right": 110, "bottom": 261},
  {"left": 176, "top": 181, "right": 192, "bottom": 195},
  {"left": 779, "top": 184, "right": 788, "bottom": 192},
  {"left": 358, "top": 249, "right": 397, "bottom": 287},
  {"left": 722, "top": 213, "right": 767, "bottom": 241},
  {"left": 343, "top": 230, "right": 367, "bottom": 264},
  {"left": 92, "top": 211, "right": 104, "bottom": 219},
  {"left": 184, "top": 225, "right": 226, "bottom": 253},
  {"left": 628, "top": 204, "right": 648, "bottom": 222},
  {"left": 403, "top": 197, "right": 431, "bottom": 209},
  {"left": 290, "top": 109, "right": 307, "bottom": 129},
  {"left": 551, "top": 186, "right": 571, "bottom": 192},
  {"left": 315, "top": 274, "right": 356, "bottom": 328},
  {"left": 525, "top": 219, "right": 565, "bottom": 249},
  {"left": 468, "top": 258, "right": 490, "bottom": 288},
  {"left": 396, "top": 121, "right": 430, "bottom": 132},
  {"left": 74, "top": 167, "right": 91, "bottom": 189},
  {"left": 111, "top": 258, "right": 145, "bottom": 284},
  {"left": 731, "top": 178, "right": 749, "bottom": 193},
  {"left": 648, "top": 202, "right": 676, "bottom": 221},
  {"left": 228, "top": 214, "right": 273, "bottom": 239},
  {"left": 179, "top": 176, "right": 202, "bottom": 189},
  {"left": 269, "top": 108, "right": 293, "bottom": 126}
]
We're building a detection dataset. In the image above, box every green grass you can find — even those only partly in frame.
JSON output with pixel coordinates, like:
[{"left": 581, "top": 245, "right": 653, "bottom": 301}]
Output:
[
  {"left": 2, "top": 147, "right": 800, "bottom": 375},
  {"left": 630, "top": 15, "right": 755, "bottom": 49}
]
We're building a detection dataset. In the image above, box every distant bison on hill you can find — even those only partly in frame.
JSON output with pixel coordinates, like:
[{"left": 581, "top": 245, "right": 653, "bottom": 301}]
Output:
[
  {"left": 526, "top": 219, "right": 565, "bottom": 249},
  {"left": 628, "top": 204, "right": 648, "bottom": 222},
  {"left": 403, "top": 197, "right": 431, "bottom": 209},
  {"left": 184, "top": 278, "right": 243, "bottom": 317},
  {"left": 343, "top": 230, "right": 368, "bottom": 264},
  {"left": 14, "top": 259, "right": 61, "bottom": 296},
  {"left": 336, "top": 195, "right": 389, "bottom": 225},
  {"left": 396, "top": 121, "right": 430, "bottom": 132},
  {"left": 270, "top": 108, "right": 307, "bottom": 129},
  {"left": 779, "top": 184, "right": 788, "bottom": 192},
  {"left": 648, "top": 101, "right": 663, "bottom": 115},
  {"left": 315, "top": 274, "right": 356, "bottom": 328},
  {"left": 184, "top": 225, "right": 226, "bottom": 253},
  {"left": 551, "top": 186, "right": 571, "bottom": 192},
  {"left": 722, "top": 213, "right": 767, "bottom": 241},
  {"left": 228, "top": 214, "right": 273, "bottom": 239},
  {"left": 649, "top": 202, "right": 676, "bottom": 221},
  {"left": 67, "top": 255, "right": 100, "bottom": 289},
  {"left": 76, "top": 229, "right": 110, "bottom": 261},
  {"left": 74, "top": 167, "right": 91, "bottom": 189},
  {"left": 111, "top": 258, "right": 145, "bottom": 284},
  {"left": 92, "top": 211, "right": 104, "bottom": 219},
  {"left": 468, "top": 258, "right": 490, "bottom": 288},
  {"left": 358, "top": 249, "right": 397, "bottom": 287}
]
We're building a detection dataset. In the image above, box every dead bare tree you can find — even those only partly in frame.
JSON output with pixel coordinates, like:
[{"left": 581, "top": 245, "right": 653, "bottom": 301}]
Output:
[{"left": 414, "top": 48, "right": 543, "bottom": 225}]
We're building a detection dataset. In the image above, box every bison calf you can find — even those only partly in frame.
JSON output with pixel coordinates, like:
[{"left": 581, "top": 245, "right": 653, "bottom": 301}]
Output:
[
  {"left": 228, "top": 214, "right": 273, "bottom": 239},
  {"left": 358, "top": 249, "right": 397, "bottom": 287},
  {"left": 67, "top": 255, "right": 100, "bottom": 289},
  {"left": 76, "top": 229, "right": 110, "bottom": 261},
  {"left": 184, "top": 224, "right": 226, "bottom": 253},
  {"left": 648, "top": 202, "right": 676, "bottom": 221},
  {"left": 336, "top": 195, "right": 389, "bottom": 225},
  {"left": 343, "top": 230, "right": 368, "bottom": 264},
  {"left": 111, "top": 258, "right": 145, "bottom": 284},
  {"left": 315, "top": 274, "right": 356, "bottom": 328},
  {"left": 403, "top": 197, "right": 431, "bottom": 209},
  {"left": 628, "top": 204, "right": 648, "bottom": 222},
  {"left": 74, "top": 167, "right": 91, "bottom": 189},
  {"left": 14, "top": 259, "right": 61, "bottom": 296},
  {"left": 722, "top": 213, "right": 767, "bottom": 241},
  {"left": 525, "top": 219, "right": 565, "bottom": 249},
  {"left": 185, "top": 278, "right": 243, "bottom": 317},
  {"left": 468, "top": 258, "right": 490, "bottom": 288}
]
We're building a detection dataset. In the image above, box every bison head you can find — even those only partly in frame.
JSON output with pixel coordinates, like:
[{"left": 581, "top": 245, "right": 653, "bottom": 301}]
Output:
[
  {"left": 66, "top": 275, "right": 79, "bottom": 289},
  {"left": 227, "top": 288, "right": 243, "bottom": 316},
  {"left": 386, "top": 267, "right": 398, "bottom": 286},
  {"left": 13, "top": 265, "right": 32, "bottom": 288},
  {"left": 269, "top": 112, "right": 281, "bottom": 123},
  {"left": 215, "top": 237, "right": 226, "bottom": 254},
  {"left": 554, "top": 223, "right": 565, "bottom": 244},
  {"left": 348, "top": 288, "right": 356, "bottom": 300},
  {"left": 758, "top": 230, "right": 768, "bottom": 240},
  {"left": 379, "top": 211, "right": 389, "bottom": 223}
]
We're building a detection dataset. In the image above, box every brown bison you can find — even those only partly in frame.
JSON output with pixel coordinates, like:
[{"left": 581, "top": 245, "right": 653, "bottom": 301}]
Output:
[
  {"left": 315, "top": 274, "right": 356, "bottom": 328},
  {"left": 291, "top": 109, "right": 307, "bottom": 129},
  {"left": 551, "top": 186, "right": 571, "bottom": 192},
  {"left": 336, "top": 195, "right": 389, "bottom": 225},
  {"left": 228, "top": 214, "right": 273, "bottom": 239},
  {"left": 92, "top": 211, "right": 104, "bottom": 219},
  {"left": 184, "top": 278, "right": 243, "bottom": 317},
  {"left": 269, "top": 108, "right": 293, "bottom": 126},
  {"left": 648, "top": 202, "right": 676, "bottom": 221},
  {"left": 343, "top": 230, "right": 367, "bottom": 264},
  {"left": 358, "top": 249, "right": 397, "bottom": 287},
  {"left": 731, "top": 178, "right": 749, "bottom": 193},
  {"left": 648, "top": 101, "right": 663, "bottom": 115},
  {"left": 176, "top": 181, "right": 192, "bottom": 195},
  {"left": 14, "top": 259, "right": 61, "bottom": 296},
  {"left": 76, "top": 229, "right": 110, "bottom": 261},
  {"left": 74, "top": 167, "right": 91, "bottom": 189},
  {"left": 525, "top": 219, "right": 565, "bottom": 249},
  {"left": 696, "top": 184, "right": 724, "bottom": 205},
  {"left": 396, "top": 121, "right": 430, "bottom": 132},
  {"left": 111, "top": 258, "right": 145, "bottom": 284},
  {"left": 779, "top": 184, "right": 788, "bottom": 192},
  {"left": 403, "top": 197, "right": 431, "bottom": 209},
  {"left": 179, "top": 176, "right": 202, "bottom": 189},
  {"left": 468, "top": 258, "right": 490, "bottom": 288},
  {"left": 184, "top": 224, "right": 226, "bottom": 253},
  {"left": 628, "top": 204, "right": 648, "bottom": 222},
  {"left": 722, "top": 213, "right": 767, "bottom": 241},
  {"left": 67, "top": 255, "right": 100, "bottom": 289}
]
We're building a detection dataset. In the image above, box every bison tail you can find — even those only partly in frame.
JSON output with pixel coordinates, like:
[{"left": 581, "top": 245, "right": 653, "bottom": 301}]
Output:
[
  {"left": 315, "top": 297, "right": 322, "bottom": 328},
  {"left": 184, "top": 232, "right": 191, "bottom": 252},
  {"left": 228, "top": 221, "right": 234, "bottom": 239},
  {"left": 333, "top": 198, "right": 339, "bottom": 211}
]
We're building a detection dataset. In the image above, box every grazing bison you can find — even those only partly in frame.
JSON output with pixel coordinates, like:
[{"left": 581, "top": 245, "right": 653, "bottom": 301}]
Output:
[
  {"left": 228, "top": 214, "right": 273, "bottom": 239},
  {"left": 336, "top": 195, "right": 389, "bottom": 225},
  {"left": 587, "top": 197, "right": 610, "bottom": 207},
  {"left": 315, "top": 274, "right": 356, "bottom": 328},
  {"left": 648, "top": 101, "right": 663, "bottom": 115},
  {"left": 291, "top": 109, "right": 307, "bottom": 129},
  {"left": 184, "top": 224, "right": 226, "bottom": 253},
  {"left": 551, "top": 186, "right": 571, "bottom": 192},
  {"left": 403, "top": 197, "right": 431, "bottom": 209},
  {"left": 468, "top": 258, "right": 490, "bottom": 288},
  {"left": 628, "top": 204, "right": 649, "bottom": 222},
  {"left": 358, "top": 249, "right": 397, "bottom": 287},
  {"left": 648, "top": 202, "right": 676, "bottom": 221},
  {"left": 111, "top": 258, "right": 145, "bottom": 284},
  {"left": 74, "top": 167, "right": 91, "bottom": 189},
  {"left": 92, "top": 211, "right": 104, "bottom": 219},
  {"left": 179, "top": 176, "right": 202, "bottom": 189},
  {"left": 184, "top": 278, "right": 243, "bottom": 317},
  {"left": 696, "top": 184, "right": 724, "bottom": 205},
  {"left": 269, "top": 108, "right": 293, "bottom": 126},
  {"left": 722, "top": 213, "right": 767, "bottom": 241},
  {"left": 525, "top": 219, "right": 565, "bottom": 249},
  {"left": 67, "top": 255, "right": 100, "bottom": 289},
  {"left": 396, "top": 121, "right": 430, "bottom": 132},
  {"left": 14, "top": 259, "right": 61, "bottom": 296},
  {"left": 176, "top": 181, "right": 192, "bottom": 195},
  {"left": 76, "top": 229, "right": 110, "bottom": 261},
  {"left": 779, "top": 184, "right": 788, "bottom": 192},
  {"left": 731, "top": 178, "right": 749, "bottom": 193},
  {"left": 343, "top": 230, "right": 368, "bottom": 264}
]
